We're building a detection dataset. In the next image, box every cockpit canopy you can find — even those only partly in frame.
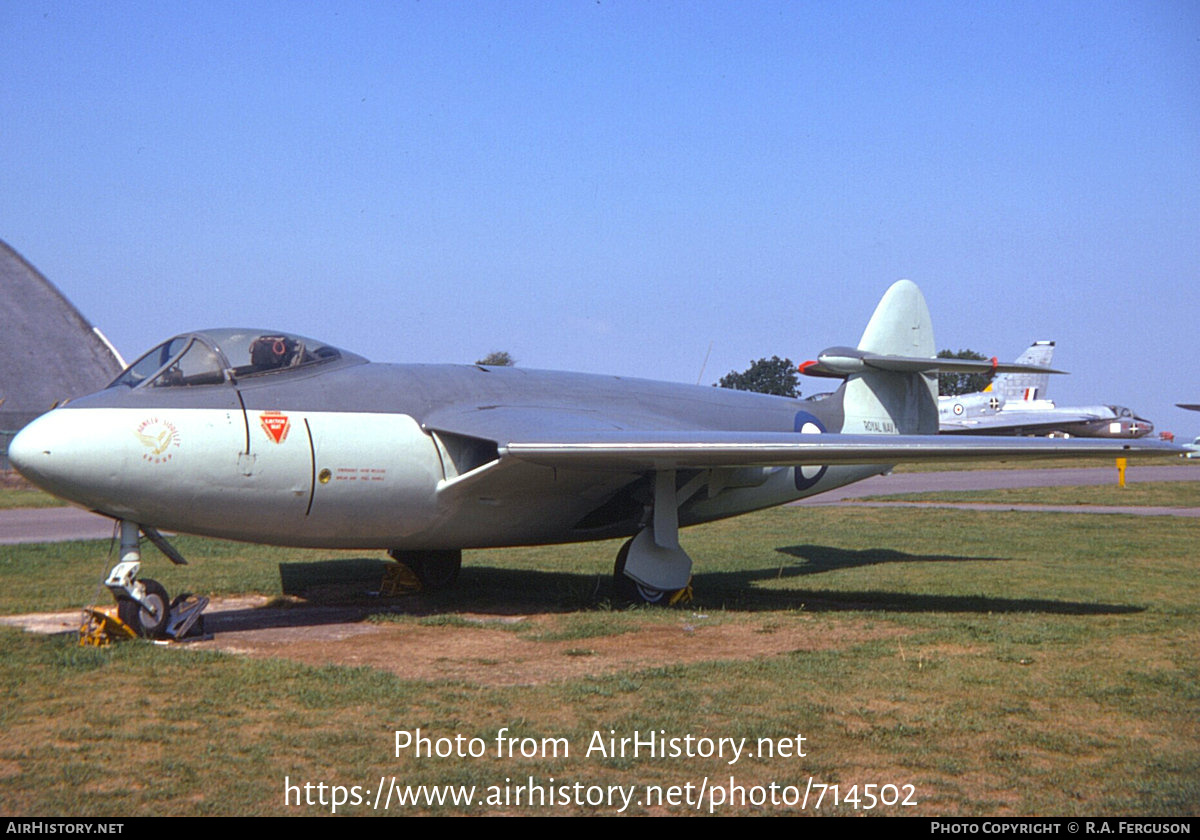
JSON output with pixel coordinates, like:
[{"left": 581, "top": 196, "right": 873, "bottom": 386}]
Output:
[{"left": 110, "top": 329, "right": 354, "bottom": 389}]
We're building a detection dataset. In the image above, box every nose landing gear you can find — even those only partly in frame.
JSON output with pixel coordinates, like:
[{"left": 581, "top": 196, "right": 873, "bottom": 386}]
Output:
[{"left": 83, "top": 520, "right": 208, "bottom": 644}]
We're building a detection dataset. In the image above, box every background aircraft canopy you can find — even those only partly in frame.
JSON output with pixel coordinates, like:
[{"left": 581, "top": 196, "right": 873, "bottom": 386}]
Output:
[{"left": 111, "top": 329, "right": 350, "bottom": 389}]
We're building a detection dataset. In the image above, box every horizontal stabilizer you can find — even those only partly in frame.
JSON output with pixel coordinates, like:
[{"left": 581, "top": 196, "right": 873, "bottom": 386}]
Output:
[{"left": 799, "top": 346, "right": 1065, "bottom": 379}]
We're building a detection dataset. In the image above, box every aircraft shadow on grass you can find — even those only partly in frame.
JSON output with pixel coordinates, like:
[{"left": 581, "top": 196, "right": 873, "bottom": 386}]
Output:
[
  {"left": 774, "top": 543, "right": 1006, "bottom": 575},
  {"left": 745, "top": 544, "right": 1142, "bottom": 615},
  {"left": 269, "top": 557, "right": 606, "bottom": 620},
  {"left": 249, "top": 552, "right": 1144, "bottom": 632}
]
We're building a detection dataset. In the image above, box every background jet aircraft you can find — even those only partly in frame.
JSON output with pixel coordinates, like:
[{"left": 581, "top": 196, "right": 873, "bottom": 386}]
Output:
[
  {"left": 9, "top": 281, "right": 1175, "bottom": 637},
  {"left": 937, "top": 341, "right": 1154, "bottom": 438}
]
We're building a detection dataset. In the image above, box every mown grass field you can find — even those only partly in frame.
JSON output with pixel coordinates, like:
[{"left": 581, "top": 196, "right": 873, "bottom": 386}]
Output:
[
  {"left": 1, "top": 496, "right": 1196, "bottom": 817},
  {"left": 0, "top": 485, "right": 66, "bottom": 509}
]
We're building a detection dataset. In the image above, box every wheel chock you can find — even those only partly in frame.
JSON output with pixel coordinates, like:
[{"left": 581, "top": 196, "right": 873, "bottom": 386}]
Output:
[
  {"left": 379, "top": 563, "right": 422, "bottom": 596},
  {"left": 165, "top": 594, "right": 210, "bottom": 641},
  {"left": 78, "top": 606, "right": 138, "bottom": 647},
  {"left": 667, "top": 581, "right": 694, "bottom": 606}
]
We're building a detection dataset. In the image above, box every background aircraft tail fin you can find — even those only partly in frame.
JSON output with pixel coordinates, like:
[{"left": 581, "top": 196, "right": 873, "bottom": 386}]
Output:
[
  {"left": 991, "top": 340, "right": 1055, "bottom": 401},
  {"left": 838, "top": 279, "right": 939, "bottom": 435}
]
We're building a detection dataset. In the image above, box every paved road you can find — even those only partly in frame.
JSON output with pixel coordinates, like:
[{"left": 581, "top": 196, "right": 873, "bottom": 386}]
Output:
[
  {"left": 792, "top": 465, "right": 1199, "bottom": 502},
  {"left": 816, "top": 500, "right": 1200, "bottom": 518},
  {"left": 2, "top": 465, "right": 1197, "bottom": 545},
  {"left": 0, "top": 506, "right": 116, "bottom": 545},
  {"left": 791, "top": 464, "right": 1200, "bottom": 518}
]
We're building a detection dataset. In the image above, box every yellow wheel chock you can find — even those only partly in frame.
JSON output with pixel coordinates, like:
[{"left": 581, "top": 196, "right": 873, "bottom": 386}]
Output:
[
  {"left": 78, "top": 606, "right": 139, "bottom": 647},
  {"left": 379, "top": 562, "right": 423, "bottom": 596},
  {"left": 667, "top": 581, "right": 694, "bottom": 606}
]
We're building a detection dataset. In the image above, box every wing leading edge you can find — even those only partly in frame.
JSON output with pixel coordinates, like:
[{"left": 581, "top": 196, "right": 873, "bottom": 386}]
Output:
[{"left": 502, "top": 431, "right": 1179, "bottom": 471}]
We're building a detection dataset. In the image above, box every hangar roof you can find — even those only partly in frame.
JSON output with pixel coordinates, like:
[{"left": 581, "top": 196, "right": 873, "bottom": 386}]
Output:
[{"left": 0, "top": 239, "right": 123, "bottom": 440}]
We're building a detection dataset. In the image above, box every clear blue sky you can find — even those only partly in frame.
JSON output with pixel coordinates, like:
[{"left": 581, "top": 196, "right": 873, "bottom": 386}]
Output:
[{"left": 3, "top": 1, "right": 1197, "bottom": 434}]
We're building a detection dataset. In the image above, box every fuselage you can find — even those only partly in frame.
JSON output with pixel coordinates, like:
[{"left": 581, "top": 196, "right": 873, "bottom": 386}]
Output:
[{"left": 9, "top": 329, "right": 882, "bottom": 550}]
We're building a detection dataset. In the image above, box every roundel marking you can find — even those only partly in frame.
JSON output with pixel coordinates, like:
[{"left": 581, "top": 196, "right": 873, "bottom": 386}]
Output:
[
  {"left": 793, "top": 411, "right": 828, "bottom": 491},
  {"left": 953, "top": 403, "right": 964, "bottom": 416}
]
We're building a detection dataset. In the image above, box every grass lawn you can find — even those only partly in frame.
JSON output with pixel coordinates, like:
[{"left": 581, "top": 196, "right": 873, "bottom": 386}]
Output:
[
  {"left": 0, "top": 484, "right": 66, "bottom": 509},
  {"left": 1, "top": 504, "right": 1195, "bottom": 816}
]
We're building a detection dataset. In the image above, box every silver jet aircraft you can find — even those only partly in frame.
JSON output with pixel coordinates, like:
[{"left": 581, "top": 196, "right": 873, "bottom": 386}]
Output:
[
  {"left": 937, "top": 341, "right": 1154, "bottom": 438},
  {"left": 8, "top": 281, "right": 1176, "bottom": 636}
]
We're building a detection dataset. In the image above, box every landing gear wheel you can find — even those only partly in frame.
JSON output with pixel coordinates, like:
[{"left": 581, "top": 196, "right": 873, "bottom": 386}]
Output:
[
  {"left": 612, "top": 539, "right": 692, "bottom": 606},
  {"left": 387, "top": 550, "right": 462, "bottom": 591},
  {"left": 117, "top": 578, "right": 171, "bottom": 639}
]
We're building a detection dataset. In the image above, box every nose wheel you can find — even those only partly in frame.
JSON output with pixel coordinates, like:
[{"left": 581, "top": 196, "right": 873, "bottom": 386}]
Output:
[{"left": 116, "top": 578, "right": 170, "bottom": 638}]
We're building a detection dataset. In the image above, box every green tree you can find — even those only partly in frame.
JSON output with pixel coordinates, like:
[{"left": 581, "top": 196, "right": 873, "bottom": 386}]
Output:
[
  {"left": 717, "top": 356, "right": 800, "bottom": 398},
  {"left": 476, "top": 351, "right": 515, "bottom": 366},
  {"left": 937, "top": 348, "right": 993, "bottom": 396}
]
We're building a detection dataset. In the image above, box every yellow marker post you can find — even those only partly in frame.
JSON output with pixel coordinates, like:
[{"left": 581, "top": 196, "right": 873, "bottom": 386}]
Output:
[{"left": 1117, "top": 457, "right": 1127, "bottom": 488}]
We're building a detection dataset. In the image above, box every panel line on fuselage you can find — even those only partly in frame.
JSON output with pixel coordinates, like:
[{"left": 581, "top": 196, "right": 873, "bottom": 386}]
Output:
[
  {"left": 233, "top": 387, "right": 251, "bottom": 453},
  {"left": 303, "top": 417, "right": 316, "bottom": 517}
]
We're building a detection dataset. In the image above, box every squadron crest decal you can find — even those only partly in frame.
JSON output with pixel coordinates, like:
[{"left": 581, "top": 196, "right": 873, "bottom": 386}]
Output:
[
  {"left": 134, "top": 418, "right": 181, "bottom": 464},
  {"left": 259, "top": 411, "right": 291, "bottom": 444}
]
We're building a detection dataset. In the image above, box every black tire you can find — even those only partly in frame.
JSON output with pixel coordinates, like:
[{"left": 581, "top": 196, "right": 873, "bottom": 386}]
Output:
[
  {"left": 612, "top": 539, "right": 689, "bottom": 606},
  {"left": 388, "top": 550, "right": 462, "bottom": 591},
  {"left": 117, "top": 579, "right": 171, "bottom": 639}
]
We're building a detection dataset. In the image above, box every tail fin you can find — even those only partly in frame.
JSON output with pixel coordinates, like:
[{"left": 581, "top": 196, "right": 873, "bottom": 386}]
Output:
[
  {"left": 840, "top": 279, "right": 939, "bottom": 435},
  {"left": 988, "top": 340, "right": 1055, "bottom": 401}
]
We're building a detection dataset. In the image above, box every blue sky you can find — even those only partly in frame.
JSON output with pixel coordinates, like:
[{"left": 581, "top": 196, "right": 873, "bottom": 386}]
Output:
[{"left": 3, "top": 1, "right": 1198, "bottom": 435}]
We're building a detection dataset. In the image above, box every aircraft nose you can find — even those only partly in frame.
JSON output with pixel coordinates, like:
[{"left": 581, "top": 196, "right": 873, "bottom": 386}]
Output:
[
  {"left": 7, "top": 410, "right": 105, "bottom": 504},
  {"left": 8, "top": 414, "right": 53, "bottom": 485}
]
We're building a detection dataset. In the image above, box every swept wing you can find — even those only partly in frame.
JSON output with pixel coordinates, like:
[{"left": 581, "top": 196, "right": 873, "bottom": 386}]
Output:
[{"left": 500, "top": 430, "right": 1168, "bottom": 471}]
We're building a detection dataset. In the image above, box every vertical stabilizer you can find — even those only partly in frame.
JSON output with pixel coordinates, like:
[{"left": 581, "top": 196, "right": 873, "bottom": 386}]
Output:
[
  {"left": 990, "top": 341, "right": 1054, "bottom": 401},
  {"left": 857, "top": 278, "right": 935, "bottom": 357},
  {"left": 840, "top": 280, "right": 939, "bottom": 435}
]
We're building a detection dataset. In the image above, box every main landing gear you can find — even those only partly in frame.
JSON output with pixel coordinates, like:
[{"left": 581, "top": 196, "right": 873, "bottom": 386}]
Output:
[
  {"left": 84, "top": 520, "right": 208, "bottom": 644},
  {"left": 611, "top": 469, "right": 698, "bottom": 606},
  {"left": 613, "top": 538, "right": 692, "bottom": 606}
]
